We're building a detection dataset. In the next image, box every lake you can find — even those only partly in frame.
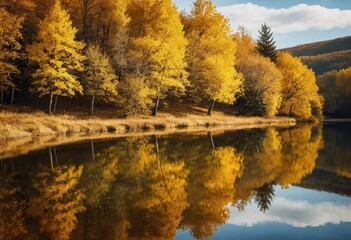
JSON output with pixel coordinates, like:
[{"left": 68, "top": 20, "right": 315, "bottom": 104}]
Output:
[{"left": 1, "top": 122, "right": 351, "bottom": 240}]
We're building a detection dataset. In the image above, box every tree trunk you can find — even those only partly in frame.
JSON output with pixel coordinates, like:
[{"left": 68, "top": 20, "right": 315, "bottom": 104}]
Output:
[
  {"left": 207, "top": 99, "right": 215, "bottom": 116},
  {"left": 91, "top": 140, "right": 95, "bottom": 162},
  {"left": 90, "top": 95, "right": 95, "bottom": 116},
  {"left": 152, "top": 95, "right": 160, "bottom": 116},
  {"left": 10, "top": 87, "right": 15, "bottom": 104},
  {"left": 208, "top": 132, "right": 215, "bottom": 149},
  {"left": 48, "top": 92, "right": 53, "bottom": 114},
  {"left": 53, "top": 95, "right": 58, "bottom": 114},
  {"left": 49, "top": 147, "right": 54, "bottom": 171}
]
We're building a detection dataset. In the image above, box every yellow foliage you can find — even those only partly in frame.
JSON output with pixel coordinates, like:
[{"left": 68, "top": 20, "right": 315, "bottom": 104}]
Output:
[
  {"left": 0, "top": 8, "right": 23, "bottom": 92},
  {"left": 27, "top": 0, "right": 85, "bottom": 98},
  {"left": 184, "top": 0, "right": 242, "bottom": 104},
  {"left": 84, "top": 44, "right": 118, "bottom": 101},
  {"left": 276, "top": 52, "right": 323, "bottom": 120},
  {"left": 127, "top": 0, "right": 189, "bottom": 106},
  {"left": 234, "top": 31, "right": 282, "bottom": 116}
]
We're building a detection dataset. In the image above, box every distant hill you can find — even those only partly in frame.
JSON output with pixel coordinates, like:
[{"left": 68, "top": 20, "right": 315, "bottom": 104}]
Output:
[{"left": 280, "top": 36, "right": 351, "bottom": 75}]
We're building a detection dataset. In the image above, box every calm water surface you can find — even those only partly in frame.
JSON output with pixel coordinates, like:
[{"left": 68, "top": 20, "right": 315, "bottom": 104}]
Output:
[{"left": 1, "top": 123, "right": 351, "bottom": 240}]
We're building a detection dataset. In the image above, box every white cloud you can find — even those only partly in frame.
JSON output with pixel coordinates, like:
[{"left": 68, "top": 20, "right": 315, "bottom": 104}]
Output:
[
  {"left": 228, "top": 197, "right": 351, "bottom": 227},
  {"left": 218, "top": 3, "right": 351, "bottom": 35}
]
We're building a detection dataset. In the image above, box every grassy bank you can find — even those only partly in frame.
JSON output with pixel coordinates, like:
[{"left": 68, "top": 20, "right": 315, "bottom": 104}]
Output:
[{"left": 0, "top": 109, "right": 295, "bottom": 141}]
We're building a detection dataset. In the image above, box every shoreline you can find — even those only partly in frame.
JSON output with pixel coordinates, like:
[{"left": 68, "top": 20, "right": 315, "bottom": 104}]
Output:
[
  {"left": 0, "top": 112, "right": 297, "bottom": 160},
  {"left": 0, "top": 111, "right": 296, "bottom": 141}
]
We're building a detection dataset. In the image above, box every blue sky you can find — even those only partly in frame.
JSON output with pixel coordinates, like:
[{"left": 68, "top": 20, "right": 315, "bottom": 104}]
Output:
[{"left": 174, "top": 0, "right": 351, "bottom": 48}]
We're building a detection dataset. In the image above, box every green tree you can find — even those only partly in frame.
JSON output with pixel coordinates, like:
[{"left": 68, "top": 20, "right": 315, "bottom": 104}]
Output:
[
  {"left": 257, "top": 23, "right": 277, "bottom": 62},
  {"left": 83, "top": 44, "right": 118, "bottom": 116},
  {"left": 183, "top": 0, "right": 242, "bottom": 115},
  {"left": 0, "top": 8, "right": 23, "bottom": 103},
  {"left": 27, "top": 0, "right": 85, "bottom": 114},
  {"left": 234, "top": 29, "right": 282, "bottom": 116}
]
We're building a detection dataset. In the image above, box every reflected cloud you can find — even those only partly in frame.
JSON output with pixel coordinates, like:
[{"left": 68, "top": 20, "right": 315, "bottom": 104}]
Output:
[{"left": 229, "top": 197, "right": 351, "bottom": 227}]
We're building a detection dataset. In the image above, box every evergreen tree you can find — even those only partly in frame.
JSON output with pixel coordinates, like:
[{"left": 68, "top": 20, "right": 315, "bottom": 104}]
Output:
[
  {"left": 257, "top": 23, "right": 277, "bottom": 62},
  {"left": 83, "top": 44, "right": 118, "bottom": 116},
  {"left": 27, "top": 0, "right": 85, "bottom": 114}
]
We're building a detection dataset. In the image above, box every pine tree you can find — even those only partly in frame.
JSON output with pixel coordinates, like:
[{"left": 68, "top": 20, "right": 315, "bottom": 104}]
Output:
[
  {"left": 0, "top": 8, "right": 23, "bottom": 103},
  {"left": 257, "top": 23, "right": 277, "bottom": 62},
  {"left": 183, "top": 0, "right": 242, "bottom": 116},
  {"left": 83, "top": 44, "right": 118, "bottom": 116},
  {"left": 26, "top": 0, "right": 85, "bottom": 114}
]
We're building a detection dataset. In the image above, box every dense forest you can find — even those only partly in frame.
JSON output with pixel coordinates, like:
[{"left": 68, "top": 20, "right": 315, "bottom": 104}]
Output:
[
  {"left": 0, "top": 0, "right": 329, "bottom": 120},
  {"left": 283, "top": 36, "right": 351, "bottom": 117}
]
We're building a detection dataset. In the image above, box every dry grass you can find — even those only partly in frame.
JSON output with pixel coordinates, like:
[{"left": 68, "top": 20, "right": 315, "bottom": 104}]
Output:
[{"left": 0, "top": 110, "right": 295, "bottom": 141}]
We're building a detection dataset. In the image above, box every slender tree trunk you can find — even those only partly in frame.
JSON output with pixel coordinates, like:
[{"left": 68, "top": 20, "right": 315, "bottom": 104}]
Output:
[
  {"left": 53, "top": 95, "right": 58, "bottom": 114},
  {"left": 152, "top": 95, "right": 160, "bottom": 116},
  {"left": 10, "top": 87, "right": 15, "bottom": 104},
  {"left": 90, "top": 95, "right": 95, "bottom": 116},
  {"left": 49, "top": 92, "right": 53, "bottom": 114},
  {"left": 49, "top": 147, "right": 54, "bottom": 171},
  {"left": 207, "top": 99, "right": 215, "bottom": 116},
  {"left": 91, "top": 140, "right": 95, "bottom": 162},
  {"left": 208, "top": 132, "right": 215, "bottom": 149}
]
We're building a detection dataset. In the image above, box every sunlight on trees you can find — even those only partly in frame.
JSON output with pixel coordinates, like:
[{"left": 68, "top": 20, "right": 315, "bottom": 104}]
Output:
[
  {"left": 0, "top": 8, "right": 23, "bottom": 103},
  {"left": 183, "top": 0, "right": 242, "bottom": 115},
  {"left": 83, "top": 44, "right": 118, "bottom": 116},
  {"left": 276, "top": 52, "right": 323, "bottom": 120},
  {"left": 234, "top": 29, "right": 282, "bottom": 116},
  {"left": 27, "top": 0, "right": 85, "bottom": 114}
]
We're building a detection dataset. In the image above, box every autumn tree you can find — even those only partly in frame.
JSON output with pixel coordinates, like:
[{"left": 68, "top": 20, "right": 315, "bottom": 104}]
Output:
[
  {"left": 83, "top": 44, "right": 118, "bottom": 116},
  {"left": 183, "top": 0, "right": 242, "bottom": 115},
  {"left": 0, "top": 8, "right": 23, "bottom": 103},
  {"left": 276, "top": 52, "right": 323, "bottom": 120},
  {"left": 233, "top": 29, "right": 282, "bottom": 116},
  {"left": 27, "top": 0, "right": 85, "bottom": 114},
  {"left": 257, "top": 23, "right": 277, "bottom": 62},
  {"left": 108, "top": 0, "right": 130, "bottom": 80},
  {"left": 127, "top": 0, "right": 189, "bottom": 116}
]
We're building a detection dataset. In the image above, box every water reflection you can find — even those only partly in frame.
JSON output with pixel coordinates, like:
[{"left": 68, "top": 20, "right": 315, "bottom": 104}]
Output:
[{"left": 0, "top": 123, "right": 350, "bottom": 240}]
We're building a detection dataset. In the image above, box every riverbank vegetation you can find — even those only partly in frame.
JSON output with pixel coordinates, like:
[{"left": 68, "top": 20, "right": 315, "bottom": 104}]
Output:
[{"left": 1, "top": 0, "right": 323, "bottom": 123}]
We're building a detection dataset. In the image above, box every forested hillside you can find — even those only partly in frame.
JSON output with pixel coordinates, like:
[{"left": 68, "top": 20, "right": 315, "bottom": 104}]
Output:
[
  {"left": 282, "top": 36, "right": 351, "bottom": 117},
  {"left": 282, "top": 36, "right": 351, "bottom": 75}
]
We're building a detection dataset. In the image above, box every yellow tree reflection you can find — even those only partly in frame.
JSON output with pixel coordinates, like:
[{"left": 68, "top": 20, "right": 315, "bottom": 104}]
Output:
[
  {"left": 113, "top": 138, "right": 189, "bottom": 240},
  {"left": 28, "top": 165, "right": 86, "bottom": 240},
  {"left": 277, "top": 125, "right": 323, "bottom": 186},
  {"left": 182, "top": 142, "right": 242, "bottom": 239}
]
